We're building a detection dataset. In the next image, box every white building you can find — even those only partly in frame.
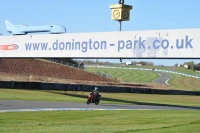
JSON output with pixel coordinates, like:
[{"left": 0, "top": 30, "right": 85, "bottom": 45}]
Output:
[
  {"left": 136, "top": 64, "right": 142, "bottom": 66},
  {"left": 184, "top": 65, "right": 189, "bottom": 69},
  {"left": 178, "top": 64, "right": 182, "bottom": 67},
  {"left": 126, "top": 62, "right": 132, "bottom": 65}
]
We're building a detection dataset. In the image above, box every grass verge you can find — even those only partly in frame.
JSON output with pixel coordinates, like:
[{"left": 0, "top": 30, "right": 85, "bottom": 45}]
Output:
[
  {"left": 0, "top": 110, "right": 200, "bottom": 133},
  {"left": 0, "top": 89, "right": 200, "bottom": 107}
]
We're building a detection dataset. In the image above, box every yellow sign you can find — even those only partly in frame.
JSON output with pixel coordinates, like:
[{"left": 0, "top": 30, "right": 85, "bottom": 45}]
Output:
[
  {"left": 113, "top": 10, "right": 120, "bottom": 19},
  {"left": 110, "top": 4, "right": 132, "bottom": 21}
]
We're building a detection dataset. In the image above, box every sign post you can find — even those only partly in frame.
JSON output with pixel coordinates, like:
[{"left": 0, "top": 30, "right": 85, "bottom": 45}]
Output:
[
  {"left": 110, "top": 1, "right": 132, "bottom": 31},
  {"left": 110, "top": 1, "right": 132, "bottom": 61}
]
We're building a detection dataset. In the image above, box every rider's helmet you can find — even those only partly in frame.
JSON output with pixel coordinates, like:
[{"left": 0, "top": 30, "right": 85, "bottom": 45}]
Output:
[{"left": 94, "top": 87, "right": 98, "bottom": 91}]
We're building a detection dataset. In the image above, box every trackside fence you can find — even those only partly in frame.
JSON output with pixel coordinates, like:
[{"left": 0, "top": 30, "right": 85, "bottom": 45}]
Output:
[{"left": 44, "top": 59, "right": 80, "bottom": 68}]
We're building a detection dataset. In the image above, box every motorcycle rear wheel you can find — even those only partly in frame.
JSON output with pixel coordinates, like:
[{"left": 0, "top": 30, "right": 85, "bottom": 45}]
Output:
[{"left": 95, "top": 100, "right": 99, "bottom": 105}]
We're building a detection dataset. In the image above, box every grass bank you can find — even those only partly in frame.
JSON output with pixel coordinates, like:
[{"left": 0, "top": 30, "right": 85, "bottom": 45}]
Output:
[
  {"left": 86, "top": 67, "right": 160, "bottom": 83},
  {"left": 168, "top": 73, "right": 200, "bottom": 91},
  {"left": 86, "top": 67, "right": 200, "bottom": 91}
]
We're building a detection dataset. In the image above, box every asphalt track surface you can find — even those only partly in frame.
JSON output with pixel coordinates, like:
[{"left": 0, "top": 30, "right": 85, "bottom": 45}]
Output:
[
  {"left": 0, "top": 71, "right": 195, "bottom": 113},
  {"left": 0, "top": 100, "right": 199, "bottom": 112},
  {"left": 153, "top": 71, "right": 172, "bottom": 85}
]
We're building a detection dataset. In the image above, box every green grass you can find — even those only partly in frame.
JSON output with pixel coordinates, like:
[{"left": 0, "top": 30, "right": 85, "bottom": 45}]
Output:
[
  {"left": 1, "top": 89, "right": 200, "bottom": 107},
  {"left": 168, "top": 73, "right": 200, "bottom": 91},
  {"left": 0, "top": 89, "right": 85, "bottom": 103},
  {"left": 86, "top": 67, "right": 160, "bottom": 83},
  {"left": 106, "top": 64, "right": 170, "bottom": 70},
  {"left": 174, "top": 67, "right": 200, "bottom": 76},
  {"left": 98, "top": 65, "right": 200, "bottom": 77},
  {"left": 86, "top": 67, "right": 200, "bottom": 91},
  {"left": 0, "top": 89, "right": 199, "bottom": 133},
  {"left": 0, "top": 110, "right": 200, "bottom": 133}
]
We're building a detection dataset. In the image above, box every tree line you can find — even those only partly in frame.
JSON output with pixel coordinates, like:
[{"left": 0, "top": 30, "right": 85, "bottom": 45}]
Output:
[{"left": 175, "top": 61, "right": 200, "bottom": 71}]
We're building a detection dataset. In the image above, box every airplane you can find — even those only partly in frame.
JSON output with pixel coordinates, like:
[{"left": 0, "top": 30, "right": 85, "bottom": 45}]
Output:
[{"left": 5, "top": 20, "right": 66, "bottom": 35}]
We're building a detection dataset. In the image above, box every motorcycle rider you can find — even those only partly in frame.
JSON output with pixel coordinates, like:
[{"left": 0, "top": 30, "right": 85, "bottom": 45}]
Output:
[
  {"left": 92, "top": 87, "right": 99, "bottom": 100},
  {"left": 87, "top": 87, "right": 101, "bottom": 105},
  {"left": 93, "top": 87, "right": 99, "bottom": 94}
]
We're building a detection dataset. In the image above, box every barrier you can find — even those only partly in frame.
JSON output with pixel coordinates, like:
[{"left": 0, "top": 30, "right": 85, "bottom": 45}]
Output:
[{"left": 0, "top": 81, "right": 199, "bottom": 96}]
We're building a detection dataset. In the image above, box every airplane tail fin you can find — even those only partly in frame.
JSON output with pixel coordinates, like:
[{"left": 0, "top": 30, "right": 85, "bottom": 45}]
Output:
[{"left": 5, "top": 20, "right": 14, "bottom": 31}]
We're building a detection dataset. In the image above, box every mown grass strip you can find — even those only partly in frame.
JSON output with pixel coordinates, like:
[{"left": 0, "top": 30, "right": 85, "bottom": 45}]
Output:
[
  {"left": 174, "top": 67, "right": 200, "bottom": 76},
  {"left": 168, "top": 73, "right": 200, "bottom": 91},
  {"left": 86, "top": 67, "right": 160, "bottom": 83},
  {"left": 107, "top": 65, "right": 199, "bottom": 77},
  {"left": 87, "top": 67, "right": 200, "bottom": 91},
  {"left": 108, "top": 64, "right": 170, "bottom": 70},
  {"left": 0, "top": 89, "right": 200, "bottom": 107},
  {"left": 0, "top": 110, "right": 199, "bottom": 133}
]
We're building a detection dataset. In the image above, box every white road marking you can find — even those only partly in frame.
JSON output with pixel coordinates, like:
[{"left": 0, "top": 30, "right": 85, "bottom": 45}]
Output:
[{"left": 0, "top": 108, "right": 164, "bottom": 113}]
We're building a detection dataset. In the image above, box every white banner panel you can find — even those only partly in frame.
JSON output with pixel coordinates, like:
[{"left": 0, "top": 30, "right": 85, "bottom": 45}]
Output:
[{"left": 0, "top": 28, "right": 200, "bottom": 58}]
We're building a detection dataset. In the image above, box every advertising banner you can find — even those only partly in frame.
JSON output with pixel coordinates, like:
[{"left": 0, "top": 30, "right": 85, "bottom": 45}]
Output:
[{"left": 0, "top": 28, "right": 200, "bottom": 58}]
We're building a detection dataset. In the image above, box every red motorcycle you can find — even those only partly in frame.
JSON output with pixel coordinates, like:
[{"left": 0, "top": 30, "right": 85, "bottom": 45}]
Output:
[{"left": 87, "top": 92, "right": 101, "bottom": 105}]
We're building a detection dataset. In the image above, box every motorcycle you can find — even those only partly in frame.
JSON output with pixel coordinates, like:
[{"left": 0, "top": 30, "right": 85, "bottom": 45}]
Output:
[{"left": 87, "top": 92, "right": 101, "bottom": 105}]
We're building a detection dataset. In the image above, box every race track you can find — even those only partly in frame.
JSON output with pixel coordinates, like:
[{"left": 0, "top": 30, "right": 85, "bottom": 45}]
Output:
[
  {"left": 0, "top": 100, "right": 199, "bottom": 112},
  {"left": 153, "top": 71, "right": 172, "bottom": 85}
]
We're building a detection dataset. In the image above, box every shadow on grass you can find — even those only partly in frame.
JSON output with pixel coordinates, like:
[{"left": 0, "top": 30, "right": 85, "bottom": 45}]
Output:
[{"left": 49, "top": 91, "right": 200, "bottom": 110}]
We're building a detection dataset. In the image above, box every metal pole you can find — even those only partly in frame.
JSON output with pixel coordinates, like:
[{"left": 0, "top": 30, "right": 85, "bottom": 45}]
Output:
[
  {"left": 119, "top": 21, "right": 122, "bottom": 31},
  {"left": 119, "top": 20, "right": 122, "bottom": 62}
]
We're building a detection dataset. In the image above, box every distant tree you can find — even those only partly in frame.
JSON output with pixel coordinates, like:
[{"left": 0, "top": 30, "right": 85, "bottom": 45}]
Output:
[
  {"left": 138, "top": 61, "right": 147, "bottom": 66},
  {"left": 45, "top": 58, "right": 78, "bottom": 64},
  {"left": 183, "top": 61, "right": 194, "bottom": 66},
  {"left": 87, "top": 60, "right": 95, "bottom": 65},
  {"left": 105, "top": 62, "right": 110, "bottom": 65},
  {"left": 146, "top": 61, "right": 154, "bottom": 66},
  {"left": 174, "top": 63, "right": 178, "bottom": 67},
  {"left": 195, "top": 63, "right": 200, "bottom": 70},
  {"left": 193, "top": 65, "right": 196, "bottom": 71},
  {"left": 131, "top": 61, "right": 137, "bottom": 65},
  {"left": 183, "top": 61, "right": 195, "bottom": 70},
  {"left": 131, "top": 61, "right": 137, "bottom": 66},
  {"left": 99, "top": 62, "right": 104, "bottom": 65}
]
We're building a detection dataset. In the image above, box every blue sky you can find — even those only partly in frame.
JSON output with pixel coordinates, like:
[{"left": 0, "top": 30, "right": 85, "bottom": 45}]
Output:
[{"left": 0, "top": 0, "right": 200, "bottom": 66}]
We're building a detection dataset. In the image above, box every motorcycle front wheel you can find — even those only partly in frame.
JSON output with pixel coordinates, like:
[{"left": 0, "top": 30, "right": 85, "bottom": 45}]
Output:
[{"left": 87, "top": 100, "right": 90, "bottom": 105}]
